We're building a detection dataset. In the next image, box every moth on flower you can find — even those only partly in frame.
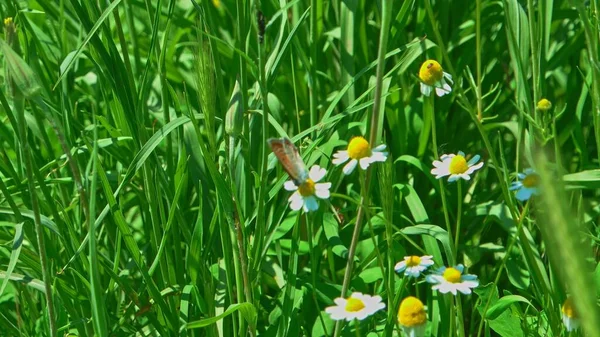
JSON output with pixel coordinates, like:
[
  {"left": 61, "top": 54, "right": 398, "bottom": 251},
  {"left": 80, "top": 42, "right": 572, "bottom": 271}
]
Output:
[{"left": 268, "top": 138, "right": 331, "bottom": 212}]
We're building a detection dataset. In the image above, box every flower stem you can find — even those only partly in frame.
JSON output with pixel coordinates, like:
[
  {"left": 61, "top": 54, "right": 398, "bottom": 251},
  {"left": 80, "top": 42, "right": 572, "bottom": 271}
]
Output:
[
  {"left": 456, "top": 295, "right": 466, "bottom": 337},
  {"left": 429, "top": 96, "right": 456, "bottom": 265},
  {"left": 449, "top": 296, "right": 455, "bottom": 337},
  {"left": 475, "top": 0, "right": 483, "bottom": 120},
  {"left": 306, "top": 213, "right": 327, "bottom": 334},
  {"left": 454, "top": 181, "right": 463, "bottom": 258},
  {"left": 333, "top": 1, "right": 392, "bottom": 335}
]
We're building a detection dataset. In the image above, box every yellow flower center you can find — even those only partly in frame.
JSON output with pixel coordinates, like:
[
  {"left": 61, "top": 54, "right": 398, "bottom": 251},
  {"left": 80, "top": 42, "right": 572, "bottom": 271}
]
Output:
[
  {"left": 443, "top": 267, "right": 462, "bottom": 283},
  {"left": 406, "top": 256, "right": 422, "bottom": 267},
  {"left": 419, "top": 60, "right": 444, "bottom": 85},
  {"left": 345, "top": 298, "right": 366, "bottom": 312},
  {"left": 448, "top": 155, "right": 468, "bottom": 175},
  {"left": 297, "top": 179, "right": 316, "bottom": 197},
  {"left": 522, "top": 173, "right": 540, "bottom": 188},
  {"left": 398, "top": 296, "right": 427, "bottom": 327},
  {"left": 537, "top": 98, "right": 552, "bottom": 111},
  {"left": 562, "top": 298, "right": 577, "bottom": 319},
  {"left": 4, "top": 17, "right": 13, "bottom": 26},
  {"left": 347, "top": 136, "right": 371, "bottom": 160}
]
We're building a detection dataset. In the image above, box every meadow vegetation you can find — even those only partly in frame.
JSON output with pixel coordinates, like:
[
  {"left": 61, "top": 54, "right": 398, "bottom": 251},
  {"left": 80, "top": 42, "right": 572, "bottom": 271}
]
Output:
[{"left": 1, "top": 0, "right": 600, "bottom": 336}]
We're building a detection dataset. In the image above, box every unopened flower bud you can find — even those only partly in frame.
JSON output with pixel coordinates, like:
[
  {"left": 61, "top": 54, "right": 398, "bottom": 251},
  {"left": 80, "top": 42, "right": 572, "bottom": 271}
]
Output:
[{"left": 225, "top": 78, "right": 243, "bottom": 136}]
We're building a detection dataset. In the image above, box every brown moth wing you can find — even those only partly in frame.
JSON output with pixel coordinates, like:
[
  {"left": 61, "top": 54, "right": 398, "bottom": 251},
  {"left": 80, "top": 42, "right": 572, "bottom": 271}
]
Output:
[{"left": 267, "top": 138, "right": 308, "bottom": 184}]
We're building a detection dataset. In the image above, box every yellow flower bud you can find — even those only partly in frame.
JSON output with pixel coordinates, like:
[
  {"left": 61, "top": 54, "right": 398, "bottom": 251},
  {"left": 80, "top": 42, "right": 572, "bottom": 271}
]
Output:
[{"left": 537, "top": 98, "right": 552, "bottom": 111}]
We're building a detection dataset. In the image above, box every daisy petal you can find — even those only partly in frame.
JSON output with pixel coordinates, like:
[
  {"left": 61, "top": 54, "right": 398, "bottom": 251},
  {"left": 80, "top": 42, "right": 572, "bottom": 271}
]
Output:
[
  {"left": 303, "top": 196, "right": 319, "bottom": 212},
  {"left": 315, "top": 183, "right": 331, "bottom": 199},
  {"left": 343, "top": 159, "right": 358, "bottom": 175},
  {"left": 284, "top": 180, "right": 298, "bottom": 191},
  {"left": 516, "top": 187, "right": 534, "bottom": 201},
  {"left": 373, "top": 144, "right": 387, "bottom": 152},
  {"left": 309, "top": 165, "right": 327, "bottom": 182},
  {"left": 359, "top": 157, "right": 371, "bottom": 170},
  {"left": 421, "top": 83, "right": 432, "bottom": 96},
  {"left": 289, "top": 193, "right": 303, "bottom": 211},
  {"left": 332, "top": 151, "right": 349, "bottom": 165}
]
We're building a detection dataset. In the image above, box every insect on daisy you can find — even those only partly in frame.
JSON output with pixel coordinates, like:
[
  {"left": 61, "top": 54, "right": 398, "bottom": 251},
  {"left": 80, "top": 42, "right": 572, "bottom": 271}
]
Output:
[
  {"left": 418, "top": 59, "right": 453, "bottom": 97},
  {"left": 395, "top": 255, "right": 434, "bottom": 278},
  {"left": 431, "top": 151, "right": 484, "bottom": 182},
  {"left": 325, "top": 292, "right": 386, "bottom": 321},
  {"left": 509, "top": 168, "right": 541, "bottom": 201},
  {"left": 398, "top": 296, "right": 427, "bottom": 337},
  {"left": 268, "top": 138, "right": 331, "bottom": 212},
  {"left": 561, "top": 297, "right": 580, "bottom": 332},
  {"left": 425, "top": 264, "right": 479, "bottom": 295},
  {"left": 331, "top": 136, "right": 388, "bottom": 175}
]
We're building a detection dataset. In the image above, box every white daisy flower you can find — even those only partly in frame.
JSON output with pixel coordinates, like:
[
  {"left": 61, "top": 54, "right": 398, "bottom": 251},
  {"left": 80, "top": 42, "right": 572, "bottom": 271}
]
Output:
[
  {"left": 425, "top": 264, "right": 479, "bottom": 295},
  {"left": 431, "top": 151, "right": 484, "bottom": 182},
  {"left": 509, "top": 168, "right": 541, "bottom": 201},
  {"left": 332, "top": 136, "right": 388, "bottom": 175},
  {"left": 325, "top": 292, "right": 385, "bottom": 321},
  {"left": 395, "top": 255, "right": 435, "bottom": 278},
  {"left": 562, "top": 297, "right": 580, "bottom": 332},
  {"left": 398, "top": 296, "right": 427, "bottom": 337},
  {"left": 284, "top": 165, "right": 331, "bottom": 212},
  {"left": 418, "top": 59, "right": 453, "bottom": 97}
]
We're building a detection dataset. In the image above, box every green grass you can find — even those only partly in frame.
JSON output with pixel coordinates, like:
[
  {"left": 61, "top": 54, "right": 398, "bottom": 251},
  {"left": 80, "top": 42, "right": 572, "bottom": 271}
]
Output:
[{"left": 1, "top": 0, "right": 600, "bottom": 336}]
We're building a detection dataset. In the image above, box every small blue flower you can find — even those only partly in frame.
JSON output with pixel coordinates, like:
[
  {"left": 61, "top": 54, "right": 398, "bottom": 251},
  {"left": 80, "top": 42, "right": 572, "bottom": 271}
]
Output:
[{"left": 510, "top": 168, "right": 541, "bottom": 201}]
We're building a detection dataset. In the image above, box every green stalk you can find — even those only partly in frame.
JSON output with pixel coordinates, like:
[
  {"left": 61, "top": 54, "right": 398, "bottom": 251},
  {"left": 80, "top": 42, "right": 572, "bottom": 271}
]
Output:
[
  {"left": 306, "top": 213, "right": 327, "bottom": 335},
  {"left": 572, "top": 0, "right": 600, "bottom": 161},
  {"left": 278, "top": 214, "right": 301, "bottom": 337},
  {"left": 340, "top": 0, "right": 356, "bottom": 107},
  {"left": 454, "top": 181, "right": 463, "bottom": 259},
  {"left": 456, "top": 295, "right": 466, "bottom": 337},
  {"left": 448, "top": 297, "right": 455, "bottom": 337},
  {"left": 476, "top": 203, "right": 530, "bottom": 337},
  {"left": 429, "top": 96, "right": 456, "bottom": 265},
  {"left": 417, "top": 97, "right": 432, "bottom": 157},
  {"left": 309, "top": 0, "right": 319, "bottom": 135},
  {"left": 333, "top": 1, "right": 392, "bottom": 335},
  {"left": 16, "top": 99, "right": 56, "bottom": 337},
  {"left": 253, "top": 2, "right": 270, "bottom": 289},
  {"left": 475, "top": 0, "right": 483, "bottom": 120},
  {"left": 527, "top": 0, "right": 540, "bottom": 123},
  {"left": 88, "top": 115, "right": 108, "bottom": 337},
  {"left": 389, "top": 277, "right": 408, "bottom": 336}
]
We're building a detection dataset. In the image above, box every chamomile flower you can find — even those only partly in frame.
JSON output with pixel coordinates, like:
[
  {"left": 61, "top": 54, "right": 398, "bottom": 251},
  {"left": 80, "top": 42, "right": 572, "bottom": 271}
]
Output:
[
  {"left": 426, "top": 264, "right": 479, "bottom": 295},
  {"left": 395, "top": 255, "right": 435, "bottom": 278},
  {"left": 418, "top": 60, "right": 453, "bottom": 97},
  {"left": 431, "top": 151, "right": 484, "bottom": 182},
  {"left": 562, "top": 297, "right": 580, "bottom": 332},
  {"left": 284, "top": 165, "right": 331, "bottom": 212},
  {"left": 509, "top": 168, "right": 541, "bottom": 201},
  {"left": 325, "top": 292, "right": 386, "bottom": 321},
  {"left": 398, "top": 296, "right": 427, "bottom": 337},
  {"left": 332, "top": 136, "right": 388, "bottom": 175}
]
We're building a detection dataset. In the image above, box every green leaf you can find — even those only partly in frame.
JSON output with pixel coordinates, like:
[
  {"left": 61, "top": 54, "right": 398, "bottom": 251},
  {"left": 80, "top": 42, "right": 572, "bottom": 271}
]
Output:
[
  {"left": 475, "top": 283, "right": 524, "bottom": 337},
  {"left": 0, "top": 222, "right": 23, "bottom": 298},
  {"left": 486, "top": 295, "right": 532, "bottom": 320},
  {"left": 563, "top": 169, "right": 600, "bottom": 189},
  {"left": 186, "top": 303, "right": 257, "bottom": 329},
  {"left": 322, "top": 213, "right": 352, "bottom": 260}
]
